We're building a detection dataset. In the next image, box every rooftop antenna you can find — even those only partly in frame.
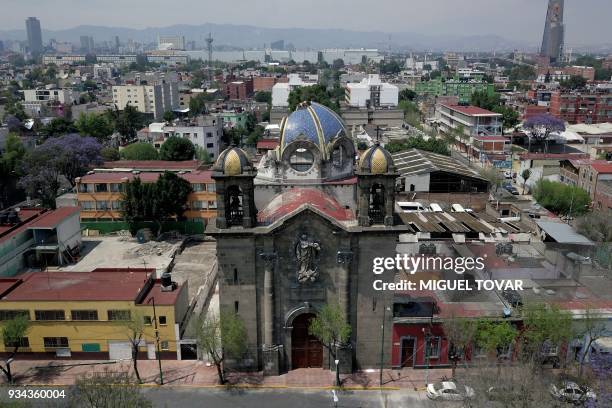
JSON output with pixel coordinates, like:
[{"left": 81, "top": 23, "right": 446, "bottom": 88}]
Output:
[{"left": 206, "top": 32, "right": 214, "bottom": 84}]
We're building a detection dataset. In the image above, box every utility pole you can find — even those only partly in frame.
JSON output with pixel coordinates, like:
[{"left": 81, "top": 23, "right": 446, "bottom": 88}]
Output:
[
  {"left": 379, "top": 306, "right": 390, "bottom": 386},
  {"left": 148, "top": 297, "right": 164, "bottom": 385}
]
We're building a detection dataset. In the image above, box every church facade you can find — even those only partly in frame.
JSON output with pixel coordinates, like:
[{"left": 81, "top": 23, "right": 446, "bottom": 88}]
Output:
[{"left": 207, "top": 102, "right": 409, "bottom": 375}]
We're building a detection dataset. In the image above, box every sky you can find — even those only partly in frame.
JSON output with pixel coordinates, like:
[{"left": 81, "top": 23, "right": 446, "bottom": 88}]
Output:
[{"left": 1, "top": 0, "right": 611, "bottom": 46}]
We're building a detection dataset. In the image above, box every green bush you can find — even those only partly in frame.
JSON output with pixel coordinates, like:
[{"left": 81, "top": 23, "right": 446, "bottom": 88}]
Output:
[{"left": 532, "top": 179, "right": 591, "bottom": 216}]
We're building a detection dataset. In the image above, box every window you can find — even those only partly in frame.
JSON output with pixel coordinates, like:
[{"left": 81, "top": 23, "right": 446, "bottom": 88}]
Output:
[
  {"left": 425, "top": 336, "right": 441, "bottom": 359},
  {"left": 207, "top": 184, "right": 216, "bottom": 193},
  {"left": 234, "top": 301, "right": 239, "bottom": 313},
  {"left": 110, "top": 183, "right": 124, "bottom": 193},
  {"left": 80, "top": 201, "right": 95, "bottom": 210},
  {"left": 107, "top": 310, "right": 131, "bottom": 321},
  {"left": 111, "top": 201, "right": 123, "bottom": 210},
  {"left": 96, "top": 201, "right": 110, "bottom": 210},
  {"left": 44, "top": 337, "right": 69, "bottom": 348},
  {"left": 161, "top": 340, "right": 169, "bottom": 351},
  {"left": 94, "top": 183, "right": 108, "bottom": 193},
  {"left": 206, "top": 143, "right": 214, "bottom": 148},
  {"left": 191, "top": 201, "right": 206, "bottom": 210},
  {"left": 71, "top": 310, "right": 98, "bottom": 321},
  {"left": 206, "top": 132, "right": 213, "bottom": 138},
  {"left": 35, "top": 310, "right": 65, "bottom": 321},
  {"left": 192, "top": 183, "right": 204, "bottom": 192},
  {"left": 233, "top": 268, "right": 238, "bottom": 284},
  {"left": 159, "top": 316, "right": 167, "bottom": 325},
  {"left": 289, "top": 148, "right": 314, "bottom": 172},
  {"left": 4, "top": 337, "right": 29, "bottom": 348},
  {"left": 208, "top": 200, "right": 217, "bottom": 209},
  {"left": 78, "top": 183, "right": 93, "bottom": 193},
  {"left": 144, "top": 316, "right": 152, "bottom": 325},
  {"left": 0, "top": 310, "right": 30, "bottom": 321}
]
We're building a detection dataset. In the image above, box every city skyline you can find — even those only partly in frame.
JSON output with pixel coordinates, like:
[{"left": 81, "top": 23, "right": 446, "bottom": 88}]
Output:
[{"left": 0, "top": 0, "right": 611, "bottom": 47}]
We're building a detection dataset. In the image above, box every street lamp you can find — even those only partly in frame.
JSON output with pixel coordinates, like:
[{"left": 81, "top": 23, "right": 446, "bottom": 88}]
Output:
[
  {"left": 379, "top": 305, "right": 391, "bottom": 386},
  {"left": 422, "top": 327, "right": 431, "bottom": 386},
  {"left": 334, "top": 359, "right": 340, "bottom": 387},
  {"left": 147, "top": 297, "right": 164, "bottom": 385}
]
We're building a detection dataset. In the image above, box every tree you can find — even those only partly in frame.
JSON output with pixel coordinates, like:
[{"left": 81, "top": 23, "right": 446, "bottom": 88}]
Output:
[
  {"left": 560, "top": 75, "right": 587, "bottom": 90},
  {"left": 41, "top": 117, "right": 76, "bottom": 138},
  {"left": 120, "top": 143, "right": 159, "bottom": 160},
  {"left": 122, "top": 310, "right": 145, "bottom": 383},
  {"left": 385, "top": 136, "right": 450, "bottom": 156},
  {"left": 399, "top": 89, "right": 416, "bottom": 102},
  {"left": 0, "top": 315, "right": 30, "bottom": 383},
  {"left": 576, "top": 210, "right": 612, "bottom": 242},
  {"left": 110, "top": 105, "right": 144, "bottom": 143},
  {"left": 521, "top": 169, "right": 531, "bottom": 194},
  {"left": 122, "top": 172, "right": 192, "bottom": 234},
  {"left": 577, "top": 307, "right": 607, "bottom": 376},
  {"left": 471, "top": 90, "right": 501, "bottom": 111},
  {"left": 254, "top": 91, "right": 272, "bottom": 104},
  {"left": 163, "top": 110, "right": 175, "bottom": 124},
  {"left": 521, "top": 303, "right": 574, "bottom": 367},
  {"left": 332, "top": 58, "right": 345, "bottom": 70},
  {"left": 494, "top": 105, "right": 520, "bottom": 134},
  {"left": 195, "top": 311, "right": 247, "bottom": 384},
  {"left": 158, "top": 137, "right": 195, "bottom": 161},
  {"left": 522, "top": 114, "right": 565, "bottom": 153},
  {"left": 532, "top": 180, "right": 591, "bottom": 217},
  {"left": 443, "top": 316, "right": 477, "bottom": 378},
  {"left": 69, "top": 370, "right": 152, "bottom": 408},
  {"left": 0, "top": 134, "right": 26, "bottom": 208},
  {"left": 287, "top": 85, "right": 339, "bottom": 112},
  {"left": 507, "top": 65, "right": 536, "bottom": 81},
  {"left": 194, "top": 146, "right": 211, "bottom": 164},
  {"left": 19, "top": 134, "right": 102, "bottom": 208},
  {"left": 246, "top": 125, "right": 264, "bottom": 146},
  {"left": 308, "top": 303, "right": 351, "bottom": 386},
  {"left": 188, "top": 94, "right": 211, "bottom": 116},
  {"left": 75, "top": 113, "right": 114, "bottom": 142},
  {"left": 398, "top": 100, "right": 422, "bottom": 128},
  {"left": 474, "top": 319, "right": 517, "bottom": 375},
  {"left": 480, "top": 167, "right": 503, "bottom": 193},
  {"left": 101, "top": 147, "right": 120, "bottom": 162}
]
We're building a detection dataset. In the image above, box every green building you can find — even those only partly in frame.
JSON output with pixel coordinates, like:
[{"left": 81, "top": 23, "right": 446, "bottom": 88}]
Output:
[
  {"left": 416, "top": 76, "right": 495, "bottom": 103},
  {"left": 218, "top": 111, "right": 249, "bottom": 129}
]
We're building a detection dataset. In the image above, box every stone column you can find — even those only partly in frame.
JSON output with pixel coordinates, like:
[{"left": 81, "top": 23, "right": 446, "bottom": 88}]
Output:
[
  {"left": 336, "top": 250, "right": 352, "bottom": 320},
  {"left": 260, "top": 252, "right": 281, "bottom": 375},
  {"left": 384, "top": 182, "right": 394, "bottom": 226}
]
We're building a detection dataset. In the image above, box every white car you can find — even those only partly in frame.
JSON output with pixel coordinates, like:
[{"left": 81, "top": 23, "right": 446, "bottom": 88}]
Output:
[
  {"left": 429, "top": 203, "right": 443, "bottom": 213},
  {"left": 397, "top": 201, "right": 428, "bottom": 213},
  {"left": 426, "top": 381, "right": 475, "bottom": 401},
  {"left": 450, "top": 204, "right": 466, "bottom": 213},
  {"left": 550, "top": 381, "right": 596, "bottom": 404}
]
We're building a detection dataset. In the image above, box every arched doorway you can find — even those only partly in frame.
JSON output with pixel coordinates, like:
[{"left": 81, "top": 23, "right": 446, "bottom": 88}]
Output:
[{"left": 291, "top": 313, "right": 323, "bottom": 368}]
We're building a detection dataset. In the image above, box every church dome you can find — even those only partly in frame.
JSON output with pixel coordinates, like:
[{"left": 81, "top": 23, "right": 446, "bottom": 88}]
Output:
[
  {"left": 214, "top": 146, "right": 251, "bottom": 176},
  {"left": 358, "top": 144, "right": 394, "bottom": 174},
  {"left": 280, "top": 102, "right": 346, "bottom": 158}
]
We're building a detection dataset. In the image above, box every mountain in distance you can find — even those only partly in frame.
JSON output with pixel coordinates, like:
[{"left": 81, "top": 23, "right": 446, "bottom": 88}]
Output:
[{"left": 0, "top": 22, "right": 535, "bottom": 52}]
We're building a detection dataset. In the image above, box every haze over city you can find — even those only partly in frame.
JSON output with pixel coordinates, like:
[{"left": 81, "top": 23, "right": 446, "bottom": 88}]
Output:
[{"left": 0, "top": 0, "right": 611, "bottom": 47}]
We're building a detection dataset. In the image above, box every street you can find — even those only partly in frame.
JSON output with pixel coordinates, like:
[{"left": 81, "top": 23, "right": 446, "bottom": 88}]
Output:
[{"left": 141, "top": 388, "right": 455, "bottom": 408}]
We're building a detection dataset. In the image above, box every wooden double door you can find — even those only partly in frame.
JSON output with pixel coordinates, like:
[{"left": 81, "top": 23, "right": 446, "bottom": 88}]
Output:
[{"left": 291, "top": 313, "right": 323, "bottom": 368}]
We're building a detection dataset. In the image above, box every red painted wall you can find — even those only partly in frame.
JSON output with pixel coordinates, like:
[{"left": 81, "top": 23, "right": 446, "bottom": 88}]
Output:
[{"left": 391, "top": 323, "right": 449, "bottom": 368}]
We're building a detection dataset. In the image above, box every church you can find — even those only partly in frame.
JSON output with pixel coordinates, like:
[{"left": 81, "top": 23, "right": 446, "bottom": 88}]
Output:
[{"left": 207, "top": 102, "right": 409, "bottom": 375}]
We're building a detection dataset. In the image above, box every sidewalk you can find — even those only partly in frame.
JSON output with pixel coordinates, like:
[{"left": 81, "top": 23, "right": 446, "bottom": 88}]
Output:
[{"left": 2, "top": 359, "right": 452, "bottom": 390}]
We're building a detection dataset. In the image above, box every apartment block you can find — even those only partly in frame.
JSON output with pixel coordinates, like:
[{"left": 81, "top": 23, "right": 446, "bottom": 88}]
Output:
[
  {"left": 549, "top": 86, "right": 612, "bottom": 124},
  {"left": 112, "top": 82, "right": 179, "bottom": 120},
  {"left": 75, "top": 168, "right": 217, "bottom": 224},
  {"left": 0, "top": 268, "right": 189, "bottom": 359},
  {"left": 345, "top": 74, "right": 398, "bottom": 108}
]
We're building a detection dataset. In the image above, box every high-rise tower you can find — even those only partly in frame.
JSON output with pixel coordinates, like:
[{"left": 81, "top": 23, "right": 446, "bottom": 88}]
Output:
[
  {"left": 25, "top": 17, "right": 43, "bottom": 57},
  {"left": 540, "top": 0, "right": 565, "bottom": 64},
  {"left": 206, "top": 33, "right": 214, "bottom": 84}
]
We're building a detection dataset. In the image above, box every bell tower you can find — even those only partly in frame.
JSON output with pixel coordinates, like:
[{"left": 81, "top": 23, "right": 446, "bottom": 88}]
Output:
[
  {"left": 212, "top": 146, "right": 257, "bottom": 228},
  {"left": 356, "top": 144, "right": 398, "bottom": 227}
]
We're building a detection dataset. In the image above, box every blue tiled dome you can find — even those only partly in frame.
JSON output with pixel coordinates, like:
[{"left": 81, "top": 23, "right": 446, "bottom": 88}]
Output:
[{"left": 280, "top": 102, "right": 346, "bottom": 158}]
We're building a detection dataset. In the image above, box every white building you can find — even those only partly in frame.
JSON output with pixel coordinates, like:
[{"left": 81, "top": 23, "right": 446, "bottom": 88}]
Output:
[
  {"left": 42, "top": 55, "right": 86, "bottom": 65},
  {"left": 345, "top": 74, "right": 398, "bottom": 108},
  {"left": 157, "top": 35, "right": 185, "bottom": 51},
  {"left": 23, "top": 88, "right": 79, "bottom": 105},
  {"left": 320, "top": 49, "right": 382, "bottom": 65},
  {"left": 112, "top": 82, "right": 179, "bottom": 120},
  {"left": 140, "top": 115, "right": 223, "bottom": 159},
  {"left": 96, "top": 54, "right": 138, "bottom": 66},
  {"left": 271, "top": 74, "right": 317, "bottom": 107}
]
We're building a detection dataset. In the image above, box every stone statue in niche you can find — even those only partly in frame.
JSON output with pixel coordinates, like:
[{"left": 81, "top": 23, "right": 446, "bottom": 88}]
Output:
[{"left": 295, "top": 233, "right": 321, "bottom": 283}]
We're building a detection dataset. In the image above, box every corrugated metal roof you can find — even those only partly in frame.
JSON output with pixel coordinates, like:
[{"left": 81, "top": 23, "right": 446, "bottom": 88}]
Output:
[{"left": 392, "top": 149, "right": 486, "bottom": 180}]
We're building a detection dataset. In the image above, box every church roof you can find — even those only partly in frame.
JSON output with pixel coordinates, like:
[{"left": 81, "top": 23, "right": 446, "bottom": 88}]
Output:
[
  {"left": 213, "top": 146, "right": 251, "bottom": 176},
  {"left": 279, "top": 102, "right": 346, "bottom": 158},
  {"left": 358, "top": 144, "right": 395, "bottom": 174},
  {"left": 257, "top": 188, "right": 355, "bottom": 225}
]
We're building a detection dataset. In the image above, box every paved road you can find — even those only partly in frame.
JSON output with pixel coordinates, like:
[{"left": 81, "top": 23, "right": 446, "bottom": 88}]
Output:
[{"left": 141, "top": 388, "right": 458, "bottom": 408}]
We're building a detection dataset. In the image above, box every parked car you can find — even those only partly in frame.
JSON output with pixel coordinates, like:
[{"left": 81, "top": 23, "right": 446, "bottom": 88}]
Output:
[
  {"left": 397, "top": 201, "right": 428, "bottom": 213},
  {"left": 450, "top": 203, "right": 466, "bottom": 213},
  {"left": 503, "top": 184, "right": 520, "bottom": 195},
  {"left": 550, "top": 381, "right": 596, "bottom": 404},
  {"left": 426, "top": 381, "right": 475, "bottom": 401}
]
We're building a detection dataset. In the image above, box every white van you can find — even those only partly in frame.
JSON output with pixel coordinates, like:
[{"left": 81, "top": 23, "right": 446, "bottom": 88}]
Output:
[
  {"left": 429, "top": 203, "right": 443, "bottom": 213},
  {"left": 397, "top": 201, "right": 428, "bottom": 213}
]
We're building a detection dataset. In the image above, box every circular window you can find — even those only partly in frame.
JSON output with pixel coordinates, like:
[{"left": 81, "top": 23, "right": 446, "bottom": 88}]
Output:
[{"left": 289, "top": 148, "right": 314, "bottom": 172}]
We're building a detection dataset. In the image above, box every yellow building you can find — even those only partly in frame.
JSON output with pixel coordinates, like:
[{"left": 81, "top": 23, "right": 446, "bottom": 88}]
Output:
[
  {"left": 75, "top": 168, "right": 217, "bottom": 224},
  {"left": 0, "top": 268, "right": 190, "bottom": 360}
]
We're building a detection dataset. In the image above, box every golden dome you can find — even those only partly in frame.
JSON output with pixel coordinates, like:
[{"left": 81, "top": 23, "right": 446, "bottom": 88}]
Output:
[
  {"left": 213, "top": 146, "right": 251, "bottom": 175},
  {"left": 359, "top": 144, "right": 394, "bottom": 175}
]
